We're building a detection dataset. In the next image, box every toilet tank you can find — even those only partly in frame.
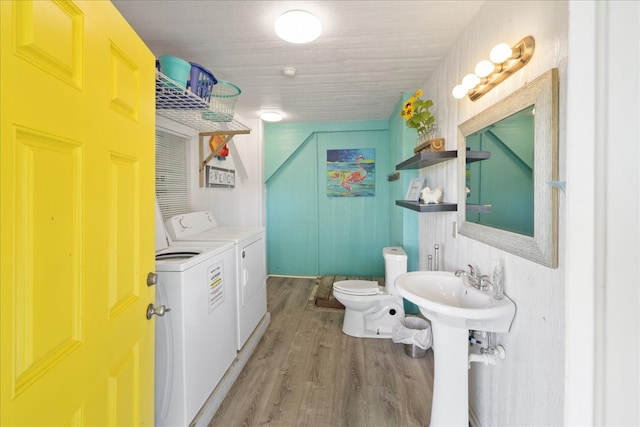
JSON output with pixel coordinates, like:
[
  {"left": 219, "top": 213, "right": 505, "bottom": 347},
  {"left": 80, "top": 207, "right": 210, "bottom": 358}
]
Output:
[{"left": 383, "top": 247, "right": 407, "bottom": 295}]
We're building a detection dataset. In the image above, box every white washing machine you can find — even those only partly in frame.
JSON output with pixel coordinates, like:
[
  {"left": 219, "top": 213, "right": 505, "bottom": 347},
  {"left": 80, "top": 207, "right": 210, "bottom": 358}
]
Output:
[
  {"left": 154, "top": 204, "right": 237, "bottom": 427},
  {"left": 164, "top": 211, "right": 267, "bottom": 350}
]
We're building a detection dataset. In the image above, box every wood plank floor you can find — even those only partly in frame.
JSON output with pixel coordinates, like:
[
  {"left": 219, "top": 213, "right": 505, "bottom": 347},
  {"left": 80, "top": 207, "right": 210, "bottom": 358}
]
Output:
[{"left": 209, "top": 276, "right": 434, "bottom": 427}]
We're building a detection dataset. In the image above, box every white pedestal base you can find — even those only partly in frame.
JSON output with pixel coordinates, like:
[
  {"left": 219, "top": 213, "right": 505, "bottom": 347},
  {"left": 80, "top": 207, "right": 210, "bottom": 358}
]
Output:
[{"left": 429, "top": 323, "right": 469, "bottom": 427}]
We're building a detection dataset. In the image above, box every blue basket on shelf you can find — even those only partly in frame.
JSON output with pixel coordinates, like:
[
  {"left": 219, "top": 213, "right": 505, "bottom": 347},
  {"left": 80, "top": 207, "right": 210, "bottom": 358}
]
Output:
[
  {"left": 201, "top": 80, "right": 241, "bottom": 122},
  {"left": 187, "top": 62, "right": 217, "bottom": 102}
]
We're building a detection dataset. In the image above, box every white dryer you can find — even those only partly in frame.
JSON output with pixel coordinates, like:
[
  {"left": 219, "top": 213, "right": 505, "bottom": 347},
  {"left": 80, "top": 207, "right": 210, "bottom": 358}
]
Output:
[
  {"left": 164, "top": 211, "right": 267, "bottom": 350},
  {"left": 154, "top": 205, "right": 237, "bottom": 427}
]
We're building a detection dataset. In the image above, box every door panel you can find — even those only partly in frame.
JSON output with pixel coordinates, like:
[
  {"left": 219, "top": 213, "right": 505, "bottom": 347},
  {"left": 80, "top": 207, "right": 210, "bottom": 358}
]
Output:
[
  {"left": 12, "top": 128, "right": 84, "bottom": 395},
  {"left": 1, "top": 1, "right": 155, "bottom": 425}
]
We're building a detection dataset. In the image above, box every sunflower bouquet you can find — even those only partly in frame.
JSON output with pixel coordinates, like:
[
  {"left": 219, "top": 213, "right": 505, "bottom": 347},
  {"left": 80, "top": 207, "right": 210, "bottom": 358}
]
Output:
[{"left": 400, "top": 89, "right": 436, "bottom": 138}]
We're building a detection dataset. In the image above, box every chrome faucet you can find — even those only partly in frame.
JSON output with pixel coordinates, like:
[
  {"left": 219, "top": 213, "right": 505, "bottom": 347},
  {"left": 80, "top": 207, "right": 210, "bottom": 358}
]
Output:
[
  {"left": 455, "top": 265, "right": 481, "bottom": 289},
  {"left": 455, "top": 264, "right": 504, "bottom": 300}
]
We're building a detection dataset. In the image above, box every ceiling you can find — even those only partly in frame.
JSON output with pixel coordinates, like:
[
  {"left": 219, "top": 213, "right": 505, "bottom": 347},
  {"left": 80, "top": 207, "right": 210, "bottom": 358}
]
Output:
[{"left": 112, "top": 1, "right": 484, "bottom": 124}]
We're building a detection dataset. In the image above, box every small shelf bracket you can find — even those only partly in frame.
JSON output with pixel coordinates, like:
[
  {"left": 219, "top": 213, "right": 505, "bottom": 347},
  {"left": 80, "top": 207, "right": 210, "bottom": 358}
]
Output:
[{"left": 198, "top": 130, "right": 250, "bottom": 187}]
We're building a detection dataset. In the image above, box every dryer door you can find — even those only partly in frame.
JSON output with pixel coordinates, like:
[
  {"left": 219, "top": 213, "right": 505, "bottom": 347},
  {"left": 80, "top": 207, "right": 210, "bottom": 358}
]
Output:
[
  {"left": 240, "top": 237, "right": 266, "bottom": 307},
  {"left": 237, "top": 236, "right": 267, "bottom": 349}
]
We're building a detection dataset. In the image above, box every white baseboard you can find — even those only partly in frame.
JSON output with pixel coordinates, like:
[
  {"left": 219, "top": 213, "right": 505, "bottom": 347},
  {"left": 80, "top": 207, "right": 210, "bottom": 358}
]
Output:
[{"left": 268, "top": 274, "right": 318, "bottom": 279}]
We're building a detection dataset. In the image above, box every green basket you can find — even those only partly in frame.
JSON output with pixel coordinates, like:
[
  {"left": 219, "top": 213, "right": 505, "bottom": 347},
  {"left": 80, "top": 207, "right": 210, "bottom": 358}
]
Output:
[{"left": 201, "top": 80, "right": 241, "bottom": 122}]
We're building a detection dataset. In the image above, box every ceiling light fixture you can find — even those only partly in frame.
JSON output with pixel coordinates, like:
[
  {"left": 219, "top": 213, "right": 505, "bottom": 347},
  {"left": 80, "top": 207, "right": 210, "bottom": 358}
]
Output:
[
  {"left": 452, "top": 36, "right": 535, "bottom": 101},
  {"left": 275, "top": 10, "right": 322, "bottom": 44},
  {"left": 261, "top": 111, "right": 283, "bottom": 122}
]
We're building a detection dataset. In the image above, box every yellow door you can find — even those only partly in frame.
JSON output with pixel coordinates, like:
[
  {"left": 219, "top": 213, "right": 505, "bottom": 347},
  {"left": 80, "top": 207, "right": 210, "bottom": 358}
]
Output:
[{"left": 1, "top": 1, "right": 156, "bottom": 425}]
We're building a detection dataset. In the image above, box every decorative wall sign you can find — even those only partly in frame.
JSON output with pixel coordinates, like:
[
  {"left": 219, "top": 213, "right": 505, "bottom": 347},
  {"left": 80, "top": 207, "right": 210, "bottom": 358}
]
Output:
[
  {"left": 326, "top": 148, "right": 375, "bottom": 197},
  {"left": 206, "top": 165, "right": 235, "bottom": 188}
]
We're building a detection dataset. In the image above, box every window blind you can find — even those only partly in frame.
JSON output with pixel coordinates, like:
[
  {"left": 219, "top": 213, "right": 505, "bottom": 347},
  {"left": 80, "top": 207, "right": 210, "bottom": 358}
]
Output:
[{"left": 155, "top": 129, "right": 190, "bottom": 220}]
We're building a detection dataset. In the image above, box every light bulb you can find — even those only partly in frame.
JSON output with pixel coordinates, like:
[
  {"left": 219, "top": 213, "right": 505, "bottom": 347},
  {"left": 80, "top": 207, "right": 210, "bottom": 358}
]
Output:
[
  {"left": 275, "top": 10, "right": 322, "bottom": 44},
  {"left": 490, "top": 43, "right": 513, "bottom": 63},
  {"left": 452, "top": 85, "right": 468, "bottom": 99},
  {"left": 474, "top": 60, "right": 495, "bottom": 78},
  {"left": 461, "top": 74, "right": 480, "bottom": 90}
]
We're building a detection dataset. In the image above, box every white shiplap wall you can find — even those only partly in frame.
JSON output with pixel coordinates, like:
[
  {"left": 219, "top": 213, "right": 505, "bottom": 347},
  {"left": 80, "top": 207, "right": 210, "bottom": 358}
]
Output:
[
  {"left": 418, "top": 2, "right": 568, "bottom": 425},
  {"left": 189, "top": 112, "right": 265, "bottom": 228},
  {"left": 156, "top": 112, "right": 264, "bottom": 228}
]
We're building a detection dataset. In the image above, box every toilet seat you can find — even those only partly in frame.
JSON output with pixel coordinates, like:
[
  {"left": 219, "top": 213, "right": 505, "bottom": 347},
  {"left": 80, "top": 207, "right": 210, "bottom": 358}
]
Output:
[{"left": 333, "top": 280, "right": 380, "bottom": 296}]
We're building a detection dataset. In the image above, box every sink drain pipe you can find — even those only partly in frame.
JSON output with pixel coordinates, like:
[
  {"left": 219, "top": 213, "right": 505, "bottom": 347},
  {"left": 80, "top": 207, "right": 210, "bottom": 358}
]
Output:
[
  {"left": 468, "top": 344, "right": 506, "bottom": 368},
  {"left": 468, "top": 331, "right": 506, "bottom": 368}
]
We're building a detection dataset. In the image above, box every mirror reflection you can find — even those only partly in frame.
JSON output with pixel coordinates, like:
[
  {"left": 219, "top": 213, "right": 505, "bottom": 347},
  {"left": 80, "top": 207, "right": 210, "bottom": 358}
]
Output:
[
  {"left": 457, "top": 68, "right": 558, "bottom": 268},
  {"left": 465, "top": 105, "right": 535, "bottom": 236}
]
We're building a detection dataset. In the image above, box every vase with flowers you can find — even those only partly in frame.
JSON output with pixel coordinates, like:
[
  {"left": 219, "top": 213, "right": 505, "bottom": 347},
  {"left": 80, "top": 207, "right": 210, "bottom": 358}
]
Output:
[{"left": 400, "top": 89, "right": 444, "bottom": 152}]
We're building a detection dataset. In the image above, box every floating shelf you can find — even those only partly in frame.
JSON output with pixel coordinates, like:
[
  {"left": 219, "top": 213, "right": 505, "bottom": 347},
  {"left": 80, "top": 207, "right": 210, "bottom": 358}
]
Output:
[
  {"left": 465, "top": 204, "right": 492, "bottom": 213},
  {"left": 155, "top": 70, "right": 251, "bottom": 135},
  {"left": 395, "top": 201, "right": 492, "bottom": 213},
  {"left": 396, "top": 150, "right": 490, "bottom": 170},
  {"left": 395, "top": 201, "right": 458, "bottom": 212},
  {"left": 465, "top": 150, "right": 492, "bottom": 162},
  {"left": 394, "top": 150, "right": 492, "bottom": 213}
]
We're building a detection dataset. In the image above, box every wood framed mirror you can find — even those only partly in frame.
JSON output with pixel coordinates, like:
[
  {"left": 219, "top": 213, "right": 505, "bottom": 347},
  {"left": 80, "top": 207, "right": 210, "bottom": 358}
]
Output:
[{"left": 457, "top": 68, "right": 559, "bottom": 268}]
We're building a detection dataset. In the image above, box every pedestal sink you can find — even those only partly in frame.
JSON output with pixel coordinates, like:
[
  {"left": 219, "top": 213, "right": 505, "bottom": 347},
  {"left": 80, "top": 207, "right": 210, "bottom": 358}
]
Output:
[{"left": 395, "top": 271, "right": 516, "bottom": 427}]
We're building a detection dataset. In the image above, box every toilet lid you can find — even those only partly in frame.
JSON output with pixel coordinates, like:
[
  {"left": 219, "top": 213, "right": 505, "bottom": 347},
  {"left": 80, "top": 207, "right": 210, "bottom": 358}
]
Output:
[{"left": 333, "top": 280, "right": 380, "bottom": 296}]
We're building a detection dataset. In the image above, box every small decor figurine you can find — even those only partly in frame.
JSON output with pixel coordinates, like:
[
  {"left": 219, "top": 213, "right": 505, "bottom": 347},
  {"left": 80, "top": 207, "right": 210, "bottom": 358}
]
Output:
[
  {"left": 420, "top": 187, "right": 444, "bottom": 204},
  {"left": 400, "top": 89, "right": 445, "bottom": 154},
  {"left": 209, "top": 134, "right": 229, "bottom": 160}
]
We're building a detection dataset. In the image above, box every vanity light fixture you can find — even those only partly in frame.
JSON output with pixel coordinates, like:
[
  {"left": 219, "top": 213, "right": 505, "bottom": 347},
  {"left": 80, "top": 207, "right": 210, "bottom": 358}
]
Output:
[
  {"left": 452, "top": 36, "right": 535, "bottom": 101},
  {"left": 260, "top": 111, "right": 283, "bottom": 122},
  {"left": 275, "top": 10, "right": 322, "bottom": 44}
]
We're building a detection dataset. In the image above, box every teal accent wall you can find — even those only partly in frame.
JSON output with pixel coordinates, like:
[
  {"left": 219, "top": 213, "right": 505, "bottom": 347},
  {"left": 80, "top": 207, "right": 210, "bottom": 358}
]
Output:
[
  {"left": 265, "top": 99, "right": 422, "bottom": 282},
  {"left": 266, "top": 133, "right": 319, "bottom": 276},
  {"left": 265, "top": 121, "right": 388, "bottom": 276},
  {"left": 317, "top": 131, "right": 389, "bottom": 276},
  {"left": 466, "top": 121, "right": 534, "bottom": 236},
  {"left": 265, "top": 121, "right": 386, "bottom": 181}
]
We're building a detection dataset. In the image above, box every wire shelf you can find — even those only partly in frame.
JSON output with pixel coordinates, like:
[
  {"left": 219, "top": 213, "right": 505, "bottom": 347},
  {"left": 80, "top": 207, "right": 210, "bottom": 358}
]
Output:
[
  {"left": 155, "top": 70, "right": 250, "bottom": 134},
  {"left": 156, "top": 70, "right": 209, "bottom": 110}
]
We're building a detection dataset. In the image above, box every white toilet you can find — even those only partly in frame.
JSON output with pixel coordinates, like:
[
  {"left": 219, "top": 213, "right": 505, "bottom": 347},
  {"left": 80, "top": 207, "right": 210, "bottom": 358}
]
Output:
[{"left": 332, "top": 246, "right": 407, "bottom": 338}]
